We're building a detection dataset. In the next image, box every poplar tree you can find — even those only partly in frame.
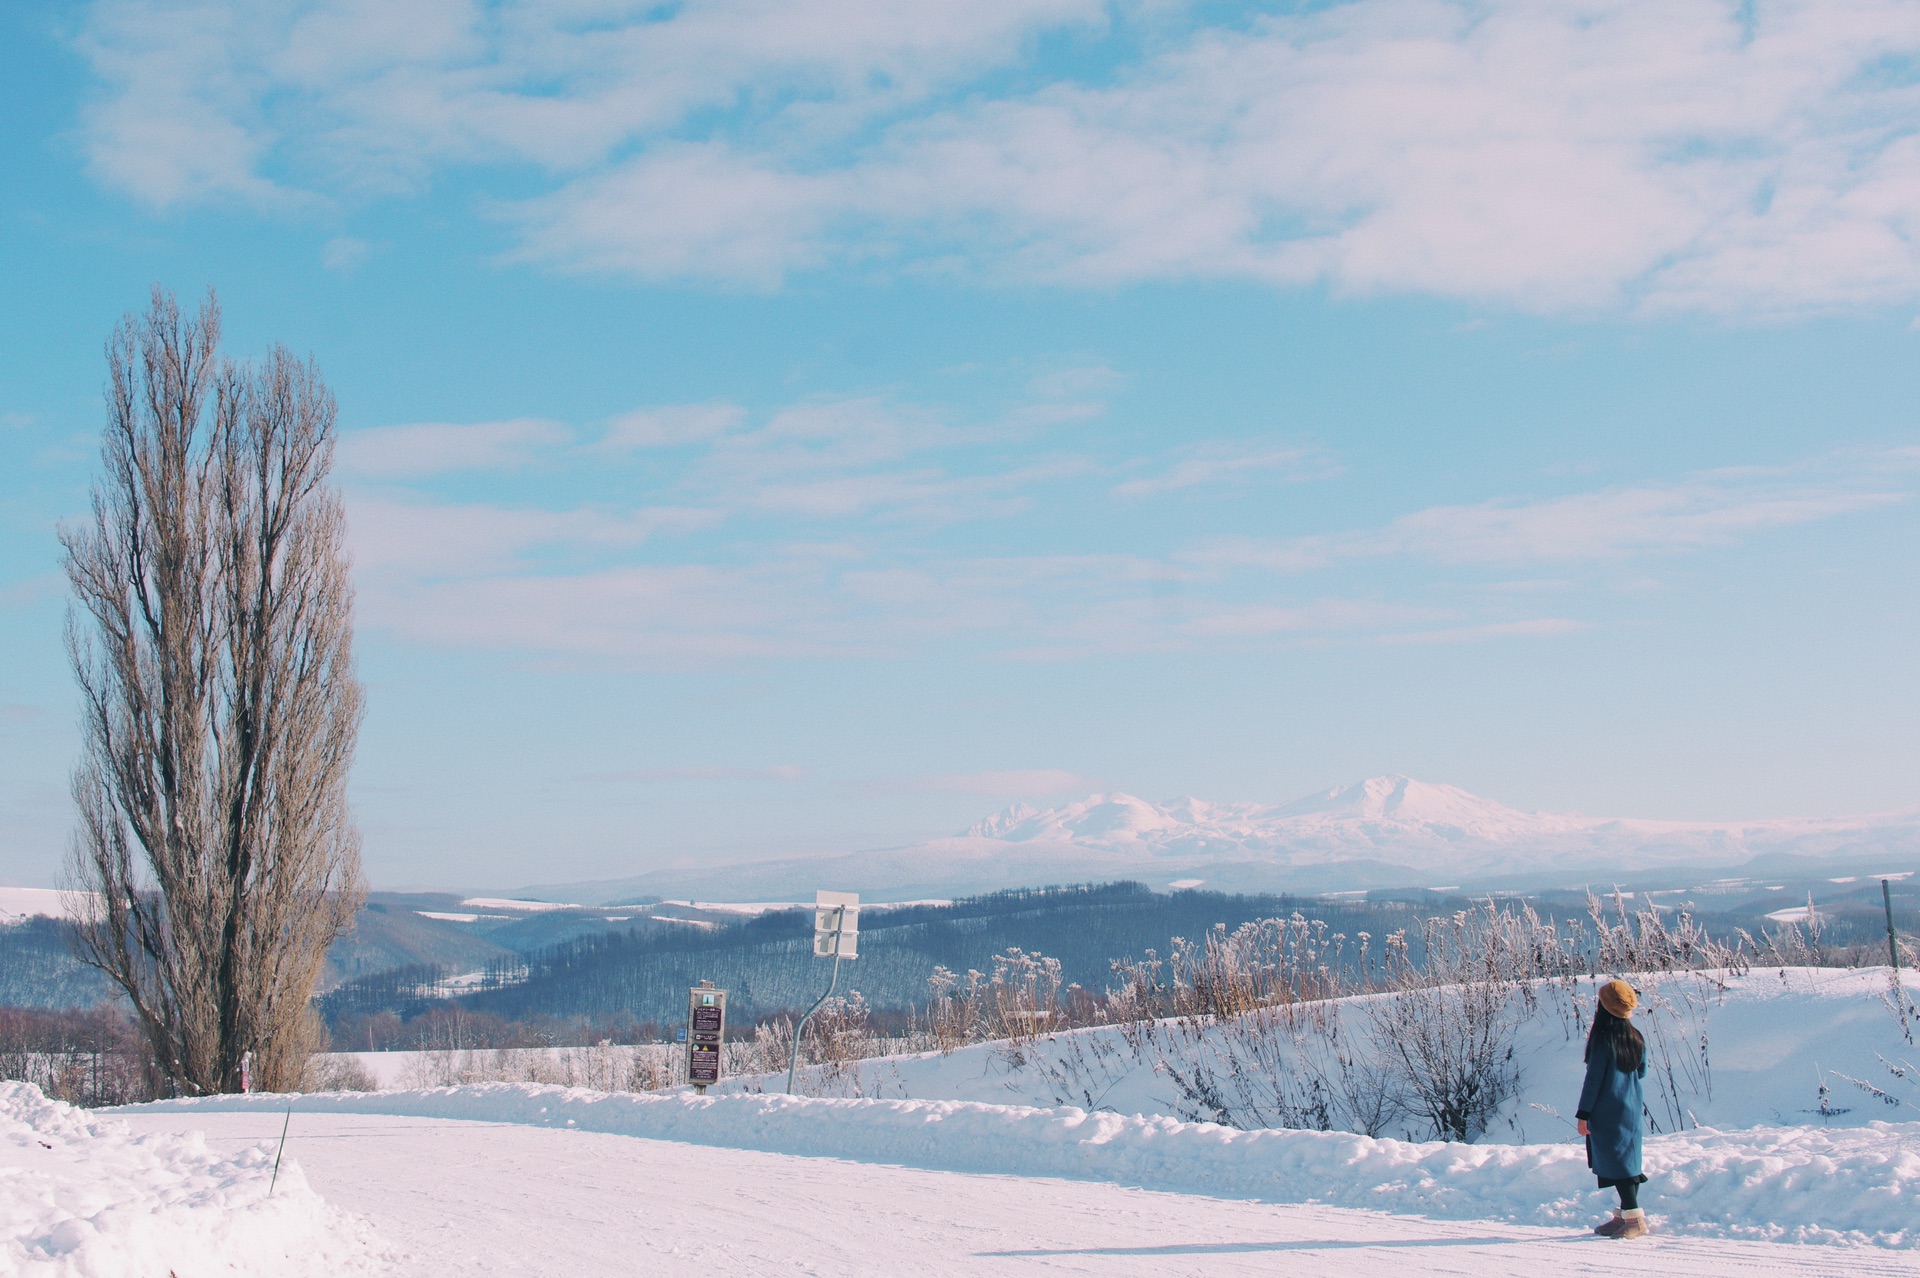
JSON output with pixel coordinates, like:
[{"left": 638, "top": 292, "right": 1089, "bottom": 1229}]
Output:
[{"left": 63, "top": 289, "right": 364, "bottom": 1094}]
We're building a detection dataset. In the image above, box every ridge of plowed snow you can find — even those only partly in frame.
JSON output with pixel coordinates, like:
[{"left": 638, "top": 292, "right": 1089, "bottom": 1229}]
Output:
[{"left": 138, "top": 1084, "right": 1920, "bottom": 1248}]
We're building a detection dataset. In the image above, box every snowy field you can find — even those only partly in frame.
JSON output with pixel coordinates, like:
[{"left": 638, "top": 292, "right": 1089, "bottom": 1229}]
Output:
[{"left": 10, "top": 966, "right": 1920, "bottom": 1274}]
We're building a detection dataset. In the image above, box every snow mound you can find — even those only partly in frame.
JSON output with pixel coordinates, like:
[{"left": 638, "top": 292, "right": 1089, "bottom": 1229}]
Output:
[
  {"left": 2, "top": 1082, "right": 389, "bottom": 1277},
  {"left": 142, "top": 1081, "right": 1920, "bottom": 1248}
]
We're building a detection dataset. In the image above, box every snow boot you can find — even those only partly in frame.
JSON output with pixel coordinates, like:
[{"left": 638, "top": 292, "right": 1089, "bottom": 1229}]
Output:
[
  {"left": 1593, "top": 1213, "right": 1626, "bottom": 1237},
  {"left": 1613, "top": 1209, "right": 1650, "bottom": 1240}
]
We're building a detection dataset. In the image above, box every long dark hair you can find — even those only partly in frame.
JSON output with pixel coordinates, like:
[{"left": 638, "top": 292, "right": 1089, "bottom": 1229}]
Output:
[{"left": 1587, "top": 1006, "right": 1645, "bottom": 1072}]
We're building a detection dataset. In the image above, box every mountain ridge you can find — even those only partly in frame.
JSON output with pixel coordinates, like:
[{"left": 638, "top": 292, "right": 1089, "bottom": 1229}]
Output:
[{"left": 520, "top": 774, "right": 1920, "bottom": 904}]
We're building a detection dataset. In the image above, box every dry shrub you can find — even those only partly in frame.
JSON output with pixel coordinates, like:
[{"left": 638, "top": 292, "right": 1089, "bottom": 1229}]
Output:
[{"left": 981, "top": 898, "right": 1755, "bottom": 1141}]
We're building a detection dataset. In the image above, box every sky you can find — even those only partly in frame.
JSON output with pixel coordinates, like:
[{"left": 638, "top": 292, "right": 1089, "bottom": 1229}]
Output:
[{"left": 5, "top": 0, "right": 1920, "bottom": 892}]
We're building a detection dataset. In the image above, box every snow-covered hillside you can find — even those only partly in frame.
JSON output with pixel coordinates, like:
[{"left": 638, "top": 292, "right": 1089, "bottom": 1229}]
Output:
[{"left": 531, "top": 774, "right": 1920, "bottom": 902}]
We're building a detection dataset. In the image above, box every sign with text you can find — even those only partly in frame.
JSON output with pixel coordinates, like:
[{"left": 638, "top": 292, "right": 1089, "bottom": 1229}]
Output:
[
  {"left": 813, "top": 890, "right": 860, "bottom": 959},
  {"left": 686, "top": 984, "right": 728, "bottom": 1088}
]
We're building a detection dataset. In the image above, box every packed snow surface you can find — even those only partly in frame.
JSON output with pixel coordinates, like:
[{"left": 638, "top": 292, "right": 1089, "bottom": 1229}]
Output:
[
  {"left": 114, "top": 1109, "right": 1912, "bottom": 1278},
  {"left": 0, "top": 1082, "right": 386, "bottom": 1277}
]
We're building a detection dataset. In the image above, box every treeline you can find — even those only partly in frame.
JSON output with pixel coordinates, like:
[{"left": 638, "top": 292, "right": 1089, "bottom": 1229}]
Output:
[
  {"left": 421, "top": 883, "right": 1446, "bottom": 1028},
  {"left": 326, "top": 1004, "right": 667, "bottom": 1052},
  {"left": 0, "top": 1006, "right": 157, "bottom": 1106},
  {"left": 0, "top": 919, "right": 116, "bottom": 1009}
]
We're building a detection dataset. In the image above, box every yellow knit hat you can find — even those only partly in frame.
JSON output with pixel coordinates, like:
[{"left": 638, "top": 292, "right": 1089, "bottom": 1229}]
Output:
[{"left": 1598, "top": 979, "right": 1638, "bottom": 1019}]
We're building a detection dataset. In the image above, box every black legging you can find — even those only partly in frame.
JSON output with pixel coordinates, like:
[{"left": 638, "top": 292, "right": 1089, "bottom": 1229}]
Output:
[{"left": 1616, "top": 1180, "right": 1640, "bottom": 1211}]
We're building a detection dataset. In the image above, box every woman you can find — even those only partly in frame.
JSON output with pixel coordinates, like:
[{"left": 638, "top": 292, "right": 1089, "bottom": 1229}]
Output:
[{"left": 1576, "top": 978, "right": 1649, "bottom": 1239}]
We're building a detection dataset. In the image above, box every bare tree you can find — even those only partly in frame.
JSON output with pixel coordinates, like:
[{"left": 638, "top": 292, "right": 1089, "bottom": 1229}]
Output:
[{"left": 62, "top": 288, "right": 364, "bottom": 1094}]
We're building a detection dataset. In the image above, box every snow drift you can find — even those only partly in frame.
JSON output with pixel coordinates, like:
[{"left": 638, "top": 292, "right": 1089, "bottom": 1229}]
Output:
[{"left": 1, "top": 1082, "right": 387, "bottom": 1277}]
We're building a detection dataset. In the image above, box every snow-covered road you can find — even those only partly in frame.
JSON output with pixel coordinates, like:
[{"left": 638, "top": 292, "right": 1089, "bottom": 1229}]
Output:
[{"left": 113, "top": 1110, "right": 1920, "bottom": 1277}]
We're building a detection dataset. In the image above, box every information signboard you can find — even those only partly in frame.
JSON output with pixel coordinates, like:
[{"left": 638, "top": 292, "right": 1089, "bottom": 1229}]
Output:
[
  {"left": 813, "top": 890, "right": 860, "bottom": 959},
  {"left": 686, "top": 983, "right": 728, "bottom": 1090}
]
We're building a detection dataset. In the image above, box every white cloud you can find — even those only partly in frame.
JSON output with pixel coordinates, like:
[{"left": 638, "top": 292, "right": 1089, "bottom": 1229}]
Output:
[
  {"left": 1194, "top": 453, "right": 1915, "bottom": 571},
  {"left": 596, "top": 765, "right": 808, "bottom": 783},
  {"left": 74, "top": 0, "right": 1920, "bottom": 311},
  {"left": 335, "top": 389, "right": 1919, "bottom": 665},
  {"left": 321, "top": 235, "right": 371, "bottom": 271},
  {"left": 880, "top": 769, "right": 1095, "bottom": 796},
  {"left": 78, "top": 0, "right": 1103, "bottom": 204},
  {"left": 1376, "top": 618, "right": 1589, "bottom": 645},
  {"left": 675, "top": 396, "right": 1094, "bottom": 523},
  {"left": 598, "top": 403, "right": 747, "bottom": 451},
  {"left": 1176, "top": 599, "right": 1438, "bottom": 639},
  {"left": 1113, "top": 445, "right": 1339, "bottom": 499},
  {"left": 345, "top": 494, "right": 720, "bottom": 578},
  {"left": 337, "top": 418, "right": 570, "bottom": 478}
]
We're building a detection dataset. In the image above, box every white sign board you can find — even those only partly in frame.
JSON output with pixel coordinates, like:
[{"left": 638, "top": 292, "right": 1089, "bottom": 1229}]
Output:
[{"left": 813, "top": 890, "right": 860, "bottom": 959}]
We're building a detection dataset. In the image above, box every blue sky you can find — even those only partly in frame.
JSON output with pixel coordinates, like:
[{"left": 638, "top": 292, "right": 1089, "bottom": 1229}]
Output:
[{"left": 5, "top": 0, "right": 1920, "bottom": 890}]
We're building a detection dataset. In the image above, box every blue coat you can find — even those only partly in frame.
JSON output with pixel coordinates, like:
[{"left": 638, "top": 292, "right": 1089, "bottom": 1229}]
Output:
[{"left": 1576, "top": 1038, "right": 1646, "bottom": 1182}]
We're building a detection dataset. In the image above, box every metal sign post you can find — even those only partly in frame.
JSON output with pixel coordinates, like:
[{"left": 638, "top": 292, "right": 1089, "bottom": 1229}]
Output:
[
  {"left": 788, "top": 890, "right": 859, "bottom": 1095},
  {"left": 1887, "top": 879, "right": 1903, "bottom": 972},
  {"left": 686, "top": 981, "right": 728, "bottom": 1093}
]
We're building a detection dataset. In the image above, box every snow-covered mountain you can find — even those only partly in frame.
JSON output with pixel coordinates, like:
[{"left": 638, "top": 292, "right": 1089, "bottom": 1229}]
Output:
[
  {"left": 527, "top": 775, "right": 1920, "bottom": 904},
  {"left": 967, "top": 777, "right": 1585, "bottom": 850}
]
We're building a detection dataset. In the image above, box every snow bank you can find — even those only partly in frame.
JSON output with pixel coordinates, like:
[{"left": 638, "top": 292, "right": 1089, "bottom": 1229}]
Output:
[
  {"left": 138, "top": 1082, "right": 1920, "bottom": 1248},
  {"left": 718, "top": 966, "right": 1920, "bottom": 1141},
  {"left": 2, "top": 1082, "right": 388, "bottom": 1277}
]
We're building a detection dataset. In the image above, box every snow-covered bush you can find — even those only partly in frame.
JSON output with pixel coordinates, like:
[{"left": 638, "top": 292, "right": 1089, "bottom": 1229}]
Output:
[
  {"left": 300, "top": 1053, "right": 377, "bottom": 1092},
  {"left": 394, "top": 1044, "right": 672, "bottom": 1092}
]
